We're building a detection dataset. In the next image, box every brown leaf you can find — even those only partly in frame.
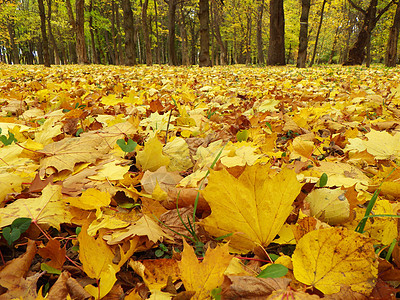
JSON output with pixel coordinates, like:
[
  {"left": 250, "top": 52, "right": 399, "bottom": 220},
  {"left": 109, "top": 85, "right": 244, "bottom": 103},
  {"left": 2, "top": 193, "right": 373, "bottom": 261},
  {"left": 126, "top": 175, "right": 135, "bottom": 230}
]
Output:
[
  {"left": 159, "top": 207, "right": 200, "bottom": 240},
  {"left": 268, "top": 289, "right": 321, "bottom": 299},
  {"left": 47, "top": 271, "right": 70, "bottom": 300},
  {"left": 37, "top": 239, "right": 66, "bottom": 269},
  {"left": 0, "top": 239, "right": 37, "bottom": 291},
  {"left": 221, "top": 275, "right": 291, "bottom": 300},
  {"left": 66, "top": 277, "right": 92, "bottom": 300}
]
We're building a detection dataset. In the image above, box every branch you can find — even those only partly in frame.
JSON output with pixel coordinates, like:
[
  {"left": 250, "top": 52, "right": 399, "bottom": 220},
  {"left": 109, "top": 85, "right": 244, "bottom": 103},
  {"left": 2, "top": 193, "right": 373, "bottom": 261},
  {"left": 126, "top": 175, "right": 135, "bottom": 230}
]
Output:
[
  {"left": 376, "top": 0, "right": 394, "bottom": 22},
  {"left": 347, "top": 0, "right": 366, "bottom": 15}
]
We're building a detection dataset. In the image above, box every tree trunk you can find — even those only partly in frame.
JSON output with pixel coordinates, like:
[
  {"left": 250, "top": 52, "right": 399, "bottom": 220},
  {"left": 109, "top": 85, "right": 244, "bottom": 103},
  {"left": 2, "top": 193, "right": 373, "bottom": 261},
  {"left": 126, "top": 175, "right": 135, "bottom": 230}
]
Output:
[
  {"left": 328, "top": 27, "right": 339, "bottom": 64},
  {"left": 46, "top": 0, "right": 60, "bottom": 64},
  {"left": 199, "top": 0, "right": 211, "bottom": 66},
  {"left": 142, "top": 0, "right": 153, "bottom": 65},
  {"left": 6, "top": 20, "right": 20, "bottom": 64},
  {"left": 38, "top": 0, "right": 50, "bottom": 67},
  {"left": 111, "top": 0, "right": 117, "bottom": 64},
  {"left": 343, "top": 0, "right": 393, "bottom": 65},
  {"left": 256, "top": 0, "right": 265, "bottom": 64},
  {"left": 76, "top": 0, "right": 87, "bottom": 64},
  {"left": 116, "top": 2, "right": 123, "bottom": 65},
  {"left": 167, "top": 0, "right": 178, "bottom": 65},
  {"left": 385, "top": 1, "right": 400, "bottom": 67},
  {"left": 154, "top": 0, "right": 161, "bottom": 64},
  {"left": 121, "top": 0, "right": 137, "bottom": 65},
  {"left": 296, "top": 0, "right": 310, "bottom": 68},
  {"left": 89, "top": 0, "right": 98, "bottom": 64},
  {"left": 365, "top": 34, "right": 371, "bottom": 67},
  {"left": 190, "top": 19, "right": 197, "bottom": 64},
  {"left": 267, "top": 0, "right": 285, "bottom": 65},
  {"left": 309, "top": 0, "right": 326, "bottom": 67},
  {"left": 245, "top": 11, "right": 252, "bottom": 64},
  {"left": 213, "top": 2, "right": 227, "bottom": 65}
]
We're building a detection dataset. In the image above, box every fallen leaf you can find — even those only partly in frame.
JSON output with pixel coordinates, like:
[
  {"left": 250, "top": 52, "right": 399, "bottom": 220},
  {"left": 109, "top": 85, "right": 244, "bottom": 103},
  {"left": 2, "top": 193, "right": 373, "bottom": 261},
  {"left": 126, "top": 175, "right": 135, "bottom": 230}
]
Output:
[
  {"left": 202, "top": 165, "right": 302, "bottom": 252},
  {"left": 292, "top": 227, "right": 378, "bottom": 295},
  {"left": 178, "top": 241, "right": 233, "bottom": 300},
  {"left": 103, "top": 215, "right": 171, "bottom": 245},
  {"left": 0, "top": 184, "right": 71, "bottom": 230},
  {"left": 65, "top": 188, "right": 112, "bottom": 219},
  {"left": 136, "top": 135, "right": 170, "bottom": 171},
  {"left": 221, "top": 275, "right": 291, "bottom": 300},
  {"left": 304, "top": 187, "right": 350, "bottom": 225},
  {"left": 0, "top": 239, "right": 37, "bottom": 291},
  {"left": 37, "top": 239, "right": 66, "bottom": 269}
]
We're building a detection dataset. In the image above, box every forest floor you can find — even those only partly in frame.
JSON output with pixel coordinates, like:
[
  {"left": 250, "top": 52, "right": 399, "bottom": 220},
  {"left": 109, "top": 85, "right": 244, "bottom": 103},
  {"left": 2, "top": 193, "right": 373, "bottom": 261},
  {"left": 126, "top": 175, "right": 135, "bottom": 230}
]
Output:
[{"left": 1, "top": 64, "right": 400, "bottom": 299}]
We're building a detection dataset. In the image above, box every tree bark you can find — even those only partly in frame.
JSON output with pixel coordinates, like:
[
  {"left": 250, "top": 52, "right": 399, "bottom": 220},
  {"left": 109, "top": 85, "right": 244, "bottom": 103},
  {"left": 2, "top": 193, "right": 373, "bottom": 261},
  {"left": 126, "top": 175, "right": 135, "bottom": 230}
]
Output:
[
  {"left": 296, "top": 0, "right": 310, "bottom": 68},
  {"left": 142, "top": 0, "right": 153, "bottom": 65},
  {"left": 343, "top": 0, "right": 393, "bottom": 65},
  {"left": 121, "top": 0, "right": 137, "bottom": 65},
  {"left": 213, "top": 2, "right": 227, "bottom": 65},
  {"left": 256, "top": 0, "right": 265, "bottom": 64},
  {"left": 111, "top": 0, "right": 117, "bottom": 64},
  {"left": 38, "top": 0, "right": 50, "bottom": 67},
  {"left": 199, "top": 0, "right": 211, "bottom": 66},
  {"left": 309, "top": 0, "right": 326, "bottom": 67},
  {"left": 385, "top": 1, "right": 400, "bottom": 67},
  {"left": 154, "top": 0, "right": 161, "bottom": 64},
  {"left": 6, "top": 19, "right": 20, "bottom": 64},
  {"left": 76, "top": 0, "right": 87, "bottom": 64},
  {"left": 267, "top": 0, "right": 285, "bottom": 65}
]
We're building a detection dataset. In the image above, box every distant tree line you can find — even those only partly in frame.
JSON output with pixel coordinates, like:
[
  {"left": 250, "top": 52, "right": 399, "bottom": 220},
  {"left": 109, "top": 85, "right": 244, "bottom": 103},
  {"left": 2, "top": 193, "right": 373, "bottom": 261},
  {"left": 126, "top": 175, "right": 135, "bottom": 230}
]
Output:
[{"left": 0, "top": 0, "right": 399, "bottom": 67}]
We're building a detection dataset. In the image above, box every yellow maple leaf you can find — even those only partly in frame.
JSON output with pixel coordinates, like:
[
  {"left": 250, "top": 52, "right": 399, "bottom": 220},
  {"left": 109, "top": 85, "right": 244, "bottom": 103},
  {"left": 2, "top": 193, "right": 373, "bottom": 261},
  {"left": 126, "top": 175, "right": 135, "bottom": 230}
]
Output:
[
  {"left": 129, "top": 258, "right": 180, "bottom": 290},
  {"left": 346, "top": 130, "right": 400, "bottom": 160},
  {"left": 201, "top": 165, "right": 302, "bottom": 252},
  {"left": 65, "top": 188, "right": 111, "bottom": 219},
  {"left": 136, "top": 136, "right": 170, "bottom": 171},
  {"left": 103, "top": 215, "right": 171, "bottom": 245},
  {"left": 78, "top": 224, "right": 118, "bottom": 299},
  {"left": 292, "top": 227, "right": 378, "bottom": 295},
  {"left": 163, "top": 137, "right": 193, "bottom": 172},
  {"left": 0, "top": 184, "right": 71, "bottom": 230},
  {"left": 0, "top": 173, "right": 23, "bottom": 204},
  {"left": 178, "top": 240, "right": 232, "bottom": 300}
]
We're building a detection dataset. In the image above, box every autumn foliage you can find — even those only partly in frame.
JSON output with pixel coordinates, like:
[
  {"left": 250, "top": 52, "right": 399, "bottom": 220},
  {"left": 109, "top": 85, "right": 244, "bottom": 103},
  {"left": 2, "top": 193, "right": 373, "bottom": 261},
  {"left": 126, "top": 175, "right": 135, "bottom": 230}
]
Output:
[{"left": 1, "top": 64, "right": 400, "bottom": 299}]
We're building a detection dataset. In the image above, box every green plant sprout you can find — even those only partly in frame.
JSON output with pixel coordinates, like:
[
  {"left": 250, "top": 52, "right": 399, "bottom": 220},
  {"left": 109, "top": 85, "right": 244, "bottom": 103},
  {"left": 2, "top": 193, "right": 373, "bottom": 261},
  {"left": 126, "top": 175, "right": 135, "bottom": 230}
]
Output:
[
  {"left": 2, "top": 217, "right": 32, "bottom": 246},
  {"left": 116, "top": 138, "right": 137, "bottom": 153},
  {"left": 257, "top": 264, "right": 288, "bottom": 278},
  {"left": 0, "top": 128, "right": 18, "bottom": 146}
]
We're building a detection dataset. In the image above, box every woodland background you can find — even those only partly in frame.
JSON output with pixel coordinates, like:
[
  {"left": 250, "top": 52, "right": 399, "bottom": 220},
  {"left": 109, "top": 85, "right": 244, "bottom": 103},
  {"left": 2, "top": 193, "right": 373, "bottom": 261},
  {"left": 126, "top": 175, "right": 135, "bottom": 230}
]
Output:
[{"left": 1, "top": 0, "right": 400, "bottom": 68}]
